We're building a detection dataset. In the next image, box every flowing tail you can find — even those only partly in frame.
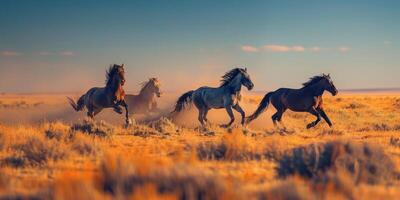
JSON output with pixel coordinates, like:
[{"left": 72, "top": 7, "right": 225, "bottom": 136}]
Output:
[
  {"left": 246, "top": 92, "right": 274, "bottom": 123},
  {"left": 67, "top": 95, "right": 85, "bottom": 111},
  {"left": 172, "top": 90, "right": 194, "bottom": 113}
]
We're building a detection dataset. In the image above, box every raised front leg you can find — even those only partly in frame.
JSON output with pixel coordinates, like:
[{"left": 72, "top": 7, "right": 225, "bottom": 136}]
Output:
[
  {"left": 221, "top": 106, "right": 235, "bottom": 128},
  {"left": 317, "top": 107, "right": 332, "bottom": 127},
  {"left": 232, "top": 104, "right": 245, "bottom": 125},
  {"left": 306, "top": 107, "right": 321, "bottom": 129},
  {"left": 119, "top": 100, "right": 130, "bottom": 125},
  {"left": 113, "top": 104, "right": 123, "bottom": 114}
]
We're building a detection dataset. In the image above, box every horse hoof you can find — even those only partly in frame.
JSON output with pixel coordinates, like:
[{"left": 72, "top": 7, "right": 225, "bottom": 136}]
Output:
[
  {"left": 306, "top": 124, "right": 313, "bottom": 129},
  {"left": 114, "top": 108, "right": 123, "bottom": 114},
  {"left": 220, "top": 124, "right": 229, "bottom": 128}
]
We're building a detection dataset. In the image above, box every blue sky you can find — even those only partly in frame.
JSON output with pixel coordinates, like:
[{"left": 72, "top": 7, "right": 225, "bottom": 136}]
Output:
[{"left": 0, "top": 0, "right": 399, "bottom": 92}]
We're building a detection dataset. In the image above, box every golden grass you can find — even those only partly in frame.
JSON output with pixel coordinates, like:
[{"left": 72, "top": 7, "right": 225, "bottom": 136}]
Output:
[{"left": 0, "top": 93, "right": 399, "bottom": 199}]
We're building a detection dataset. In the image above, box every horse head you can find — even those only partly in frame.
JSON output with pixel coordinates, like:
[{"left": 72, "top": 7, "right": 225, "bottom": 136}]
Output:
[
  {"left": 106, "top": 64, "right": 126, "bottom": 100},
  {"left": 150, "top": 78, "right": 162, "bottom": 97},
  {"left": 239, "top": 67, "right": 254, "bottom": 90},
  {"left": 139, "top": 78, "right": 162, "bottom": 97},
  {"left": 322, "top": 73, "right": 338, "bottom": 96}
]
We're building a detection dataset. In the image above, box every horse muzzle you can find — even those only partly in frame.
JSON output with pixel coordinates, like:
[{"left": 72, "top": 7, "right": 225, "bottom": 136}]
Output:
[
  {"left": 247, "top": 83, "right": 254, "bottom": 91},
  {"left": 331, "top": 89, "right": 338, "bottom": 96}
]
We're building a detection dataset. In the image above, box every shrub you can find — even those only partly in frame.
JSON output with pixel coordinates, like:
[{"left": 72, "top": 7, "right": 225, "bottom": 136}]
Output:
[
  {"left": 197, "top": 130, "right": 262, "bottom": 161},
  {"left": 277, "top": 141, "right": 398, "bottom": 185},
  {"left": 97, "top": 156, "right": 235, "bottom": 199},
  {"left": 43, "top": 122, "right": 73, "bottom": 141},
  {"left": 11, "top": 136, "right": 67, "bottom": 167},
  {"left": 71, "top": 120, "right": 113, "bottom": 137},
  {"left": 147, "top": 117, "right": 180, "bottom": 135}
]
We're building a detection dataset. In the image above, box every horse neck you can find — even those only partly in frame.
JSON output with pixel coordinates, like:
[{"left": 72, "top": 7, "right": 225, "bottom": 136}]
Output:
[
  {"left": 222, "top": 75, "right": 242, "bottom": 93},
  {"left": 106, "top": 80, "right": 119, "bottom": 93},
  {"left": 302, "top": 82, "right": 325, "bottom": 96},
  {"left": 138, "top": 86, "right": 155, "bottom": 100}
]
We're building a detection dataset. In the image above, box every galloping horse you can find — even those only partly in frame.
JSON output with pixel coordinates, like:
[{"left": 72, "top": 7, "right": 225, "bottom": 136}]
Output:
[
  {"left": 125, "top": 78, "right": 162, "bottom": 114},
  {"left": 246, "top": 74, "right": 338, "bottom": 129},
  {"left": 172, "top": 67, "right": 254, "bottom": 127},
  {"left": 67, "top": 64, "right": 130, "bottom": 125}
]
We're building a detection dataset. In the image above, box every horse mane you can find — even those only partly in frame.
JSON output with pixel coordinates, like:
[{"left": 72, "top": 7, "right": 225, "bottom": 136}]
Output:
[
  {"left": 302, "top": 75, "right": 326, "bottom": 87},
  {"left": 105, "top": 64, "right": 121, "bottom": 86},
  {"left": 139, "top": 78, "right": 158, "bottom": 93},
  {"left": 220, "top": 68, "right": 244, "bottom": 87},
  {"left": 139, "top": 80, "right": 152, "bottom": 93}
]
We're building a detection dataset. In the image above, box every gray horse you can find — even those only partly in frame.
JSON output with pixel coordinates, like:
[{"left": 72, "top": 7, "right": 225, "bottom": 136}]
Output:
[
  {"left": 172, "top": 68, "right": 254, "bottom": 127},
  {"left": 125, "top": 78, "right": 162, "bottom": 114},
  {"left": 67, "top": 64, "right": 130, "bottom": 125}
]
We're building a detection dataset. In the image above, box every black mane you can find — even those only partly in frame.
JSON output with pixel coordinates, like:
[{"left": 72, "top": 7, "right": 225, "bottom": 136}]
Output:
[
  {"left": 302, "top": 75, "right": 326, "bottom": 87},
  {"left": 105, "top": 64, "right": 122, "bottom": 86},
  {"left": 220, "top": 68, "right": 245, "bottom": 87}
]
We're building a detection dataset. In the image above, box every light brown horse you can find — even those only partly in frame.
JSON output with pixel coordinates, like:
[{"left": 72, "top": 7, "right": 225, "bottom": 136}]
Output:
[
  {"left": 246, "top": 74, "right": 338, "bottom": 129},
  {"left": 67, "top": 64, "right": 130, "bottom": 125},
  {"left": 125, "top": 78, "right": 161, "bottom": 114}
]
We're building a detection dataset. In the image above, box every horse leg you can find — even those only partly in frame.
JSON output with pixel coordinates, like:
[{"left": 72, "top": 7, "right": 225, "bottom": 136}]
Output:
[
  {"left": 120, "top": 100, "right": 130, "bottom": 125},
  {"left": 198, "top": 108, "right": 205, "bottom": 126},
  {"left": 203, "top": 109, "right": 209, "bottom": 123},
  {"left": 317, "top": 107, "right": 332, "bottom": 127},
  {"left": 271, "top": 112, "right": 279, "bottom": 127},
  {"left": 306, "top": 108, "right": 321, "bottom": 129},
  {"left": 93, "top": 108, "right": 102, "bottom": 117},
  {"left": 87, "top": 104, "right": 95, "bottom": 119},
  {"left": 113, "top": 104, "right": 123, "bottom": 114},
  {"left": 232, "top": 104, "right": 245, "bottom": 125},
  {"left": 221, "top": 106, "right": 235, "bottom": 128},
  {"left": 276, "top": 108, "right": 286, "bottom": 126}
]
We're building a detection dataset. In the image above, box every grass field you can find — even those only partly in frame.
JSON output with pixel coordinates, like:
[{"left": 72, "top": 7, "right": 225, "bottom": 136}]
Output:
[{"left": 0, "top": 92, "right": 400, "bottom": 199}]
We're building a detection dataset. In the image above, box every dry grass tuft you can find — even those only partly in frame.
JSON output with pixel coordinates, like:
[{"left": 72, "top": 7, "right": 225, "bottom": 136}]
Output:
[
  {"left": 278, "top": 141, "right": 398, "bottom": 185},
  {"left": 71, "top": 119, "right": 114, "bottom": 137},
  {"left": 96, "top": 155, "right": 236, "bottom": 199},
  {"left": 147, "top": 117, "right": 181, "bottom": 135},
  {"left": 344, "top": 102, "right": 367, "bottom": 109},
  {"left": 44, "top": 122, "right": 73, "bottom": 141},
  {"left": 8, "top": 136, "right": 67, "bottom": 167},
  {"left": 197, "top": 129, "right": 262, "bottom": 161},
  {"left": 257, "top": 178, "right": 316, "bottom": 200}
]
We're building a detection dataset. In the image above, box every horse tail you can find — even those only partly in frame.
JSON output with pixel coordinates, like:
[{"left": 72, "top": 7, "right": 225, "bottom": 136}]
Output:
[
  {"left": 172, "top": 90, "right": 194, "bottom": 113},
  {"left": 67, "top": 95, "right": 85, "bottom": 111},
  {"left": 246, "top": 92, "right": 274, "bottom": 123}
]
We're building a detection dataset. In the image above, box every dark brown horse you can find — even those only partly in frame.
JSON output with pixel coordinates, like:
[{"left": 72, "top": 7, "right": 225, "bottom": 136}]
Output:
[
  {"left": 246, "top": 74, "right": 338, "bottom": 129},
  {"left": 67, "top": 64, "right": 130, "bottom": 125}
]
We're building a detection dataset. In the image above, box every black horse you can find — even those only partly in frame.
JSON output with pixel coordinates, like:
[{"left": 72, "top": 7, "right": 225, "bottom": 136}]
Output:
[{"left": 246, "top": 74, "right": 338, "bottom": 129}]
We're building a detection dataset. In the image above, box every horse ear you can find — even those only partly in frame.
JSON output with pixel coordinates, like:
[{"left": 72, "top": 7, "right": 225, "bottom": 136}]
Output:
[
  {"left": 121, "top": 64, "right": 124, "bottom": 68},
  {"left": 244, "top": 67, "right": 247, "bottom": 72}
]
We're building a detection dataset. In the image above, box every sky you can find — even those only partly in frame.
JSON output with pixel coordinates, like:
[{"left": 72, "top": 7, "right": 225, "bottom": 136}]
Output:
[{"left": 0, "top": 0, "right": 399, "bottom": 93}]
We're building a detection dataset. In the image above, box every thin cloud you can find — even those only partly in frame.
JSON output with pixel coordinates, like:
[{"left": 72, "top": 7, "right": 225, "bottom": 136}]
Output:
[
  {"left": 241, "top": 45, "right": 259, "bottom": 53},
  {"left": 310, "top": 47, "right": 321, "bottom": 52},
  {"left": 263, "top": 44, "right": 305, "bottom": 52},
  {"left": 1, "top": 51, "right": 22, "bottom": 56},
  {"left": 338, "top": 47, "right": 350, "bottom": 52},
  {"left": 384, "top": 40, "right": 392, "bottom": 45},
  {"left": 38, "top": 51, "right": 53, "bottom": 56},
  {"left": 59, "top": 51, "right": 76, "bottom": 56}
]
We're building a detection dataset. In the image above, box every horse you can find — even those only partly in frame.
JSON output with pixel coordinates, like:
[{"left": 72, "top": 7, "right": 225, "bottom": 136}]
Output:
[
  {"left": 172, "top": 67, "right": 254, "bottom": 127},
  {"left": 67, "top": 64, "right": 130, "bottom": 125},
  {"left": 246, "top": 74, "right": 338, "bottom": 129},
  {"left": 125, "top": 78, "right": 162, "bottom": 114}
]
